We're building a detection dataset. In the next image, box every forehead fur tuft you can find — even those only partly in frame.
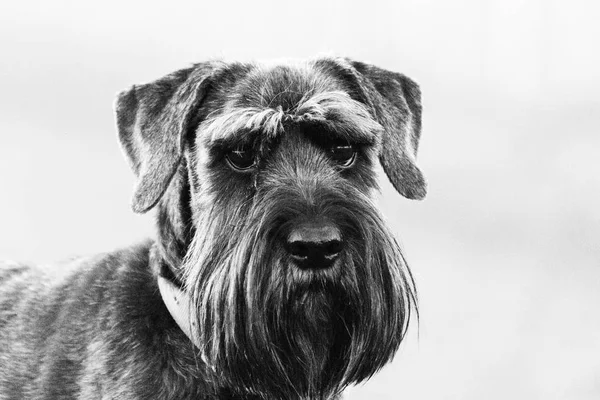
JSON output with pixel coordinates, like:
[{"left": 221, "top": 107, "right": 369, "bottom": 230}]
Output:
[{"left": 198, "top": 65, "right": 383, "bottom": 144}]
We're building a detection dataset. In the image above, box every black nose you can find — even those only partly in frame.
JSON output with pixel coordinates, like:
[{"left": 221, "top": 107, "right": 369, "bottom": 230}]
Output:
[{"left": 286, "top": 222, "right": 343, "bottom": 269}]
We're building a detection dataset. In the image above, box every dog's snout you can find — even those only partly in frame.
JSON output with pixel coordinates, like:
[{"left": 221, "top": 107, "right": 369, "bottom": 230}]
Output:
[{"left": 286, "top": 222, "right": 343, "bottom": 269}]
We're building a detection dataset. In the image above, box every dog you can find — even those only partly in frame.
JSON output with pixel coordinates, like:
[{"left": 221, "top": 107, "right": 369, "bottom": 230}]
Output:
[{"left": 0, "top": 57, "right": 426, "bottom": 399}]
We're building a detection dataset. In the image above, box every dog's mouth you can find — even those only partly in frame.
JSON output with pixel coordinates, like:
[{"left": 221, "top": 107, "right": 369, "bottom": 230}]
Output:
[{"left": 286, "top": 252, "right": 344, "bottom": 287}]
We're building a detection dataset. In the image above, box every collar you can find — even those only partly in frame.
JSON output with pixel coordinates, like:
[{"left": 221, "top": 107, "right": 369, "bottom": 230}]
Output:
[
  {"left": 157, "top": 274, "right": 202, "bottom": 349},
  {"left": 151, "top": 245, "right": 202, "bottom": 349}
]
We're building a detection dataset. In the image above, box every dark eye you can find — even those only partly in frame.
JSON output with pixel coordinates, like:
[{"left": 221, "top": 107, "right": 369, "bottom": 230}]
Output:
[
  {"left": 329, "top": 144, "right": 356, "bottom": 168},
  {"left": 225, "top": 147, "right": 255, "bottom": 171}
]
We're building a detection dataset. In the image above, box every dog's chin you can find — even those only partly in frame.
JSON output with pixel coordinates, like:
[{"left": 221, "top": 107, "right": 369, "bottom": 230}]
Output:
[
  {"left": 269, "top": 277, "right": 351, "bottom": 398},
  {"left": 282, "top": 256, "right": 349, "bottom": 361}
]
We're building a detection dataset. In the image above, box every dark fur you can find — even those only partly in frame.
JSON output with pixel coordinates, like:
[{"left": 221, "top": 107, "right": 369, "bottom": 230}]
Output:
[{"left": 0, "top": 57, "right": 425, "bottom": 399}]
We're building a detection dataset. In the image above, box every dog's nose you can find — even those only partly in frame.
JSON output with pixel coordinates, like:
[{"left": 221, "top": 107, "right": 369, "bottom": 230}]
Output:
[{"left": 286, "top": 222, "right": 343, "bottom": 269}]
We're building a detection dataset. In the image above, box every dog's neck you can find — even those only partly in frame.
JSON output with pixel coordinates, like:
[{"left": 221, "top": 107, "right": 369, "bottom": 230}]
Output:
[
  {"left": 157, "top": 273, "right": 202, "bottom": 349},
  {"left": 150, "top": 245, "right": 275, "bottom": 399},
  {"left": 150, "top": 244, "right": 201, "bottom": 349},
  {"left": 150, "top": 161, "right": 200, "bottom": 349}
]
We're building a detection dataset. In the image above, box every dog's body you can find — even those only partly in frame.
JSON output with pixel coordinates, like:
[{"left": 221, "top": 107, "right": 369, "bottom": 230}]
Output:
[
  {"left": 0, "top": 57, "right": 426, "bottom": 399},
  {"left": 0, "top": 244, "right": 210, "bottom": 399}
]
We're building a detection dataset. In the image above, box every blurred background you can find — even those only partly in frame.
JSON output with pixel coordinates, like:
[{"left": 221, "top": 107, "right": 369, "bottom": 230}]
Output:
[{"left": 0, "top": 0, "right": 599, "bottom": 398}]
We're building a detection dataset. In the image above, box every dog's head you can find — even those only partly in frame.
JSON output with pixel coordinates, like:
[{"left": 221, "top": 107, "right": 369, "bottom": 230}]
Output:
[{"left": 115, "top": 58, "right": 425, "bottom": 399}]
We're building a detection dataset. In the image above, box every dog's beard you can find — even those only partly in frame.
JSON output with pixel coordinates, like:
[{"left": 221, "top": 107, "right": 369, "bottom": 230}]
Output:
[{"left": 182, "top": 187, "right": 416, "bottom": 399}]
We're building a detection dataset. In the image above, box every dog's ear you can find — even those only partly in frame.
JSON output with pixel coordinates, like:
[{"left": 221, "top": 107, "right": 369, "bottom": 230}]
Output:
[
  {"left": 349, "top": 61, "right": 427, "bottom": 200},
  {"left": 115, "top": 64, "right": 216, "bottom": 213}
]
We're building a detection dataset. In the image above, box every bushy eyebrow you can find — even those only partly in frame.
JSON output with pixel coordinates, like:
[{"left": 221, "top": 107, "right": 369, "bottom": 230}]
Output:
[{"left": 198, "top": 90, "right": 383, "bottom": 146}]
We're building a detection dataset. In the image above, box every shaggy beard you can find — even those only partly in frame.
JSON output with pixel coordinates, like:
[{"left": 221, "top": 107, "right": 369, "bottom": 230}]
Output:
[{"left": 181, "top": 187, "right": 417, "bottom": 399}]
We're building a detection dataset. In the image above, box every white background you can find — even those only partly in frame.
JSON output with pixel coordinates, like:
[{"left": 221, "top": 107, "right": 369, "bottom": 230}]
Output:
[{"left": 1, "top": 1, "right": 599, "bottom": 398}]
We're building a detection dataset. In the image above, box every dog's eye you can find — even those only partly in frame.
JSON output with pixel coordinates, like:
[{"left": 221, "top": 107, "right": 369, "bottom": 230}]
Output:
[
  {"left": 329, "top": 145, "right": 356, "bottom": 168},
  {"left": 226, "top": 148, "right": 255, "bottom": 171}
]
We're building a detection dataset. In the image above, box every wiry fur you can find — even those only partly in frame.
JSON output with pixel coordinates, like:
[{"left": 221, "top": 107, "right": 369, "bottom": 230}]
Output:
[
  {"left": 183, "top": 132, "right": 416, "bottom": 399},
  {"left": 0, "top": 57, "right": 426, "bottom": 400}
]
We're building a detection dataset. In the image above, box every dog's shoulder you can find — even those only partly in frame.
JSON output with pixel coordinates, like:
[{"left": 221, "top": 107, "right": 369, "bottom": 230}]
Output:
[{"left": 0, "top": 241, "right": 171, "bottom": 398}]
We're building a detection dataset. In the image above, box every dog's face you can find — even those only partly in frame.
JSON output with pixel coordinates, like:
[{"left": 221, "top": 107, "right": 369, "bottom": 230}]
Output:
[{"left": 115, "top": 58, "right": 426, "bottom": 399}]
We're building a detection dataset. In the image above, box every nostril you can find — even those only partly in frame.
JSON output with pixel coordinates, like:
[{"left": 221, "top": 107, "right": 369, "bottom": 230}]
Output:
[
  {"left": 286, "top": 239, "right": 344, "bottom": 269},
  {"left": 323, "top": 240, "right": 343, "bottom": 257},
  {"left": 288, "top": 241, "right": 310, "bottom": 259}
]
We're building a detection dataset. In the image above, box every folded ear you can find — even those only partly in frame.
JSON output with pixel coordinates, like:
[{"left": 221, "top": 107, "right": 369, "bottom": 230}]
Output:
[
  {"left": 349, "top": 61, "right": 427, "bottom": 200},
  {"left": 114, "top": 63, "right": 216, "bottom": 213}
]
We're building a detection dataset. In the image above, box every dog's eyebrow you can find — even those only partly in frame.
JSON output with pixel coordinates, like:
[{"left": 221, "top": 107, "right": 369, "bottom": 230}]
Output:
[
  {"left": 201, "top": 107, "right": 285, "bottom": 144},
  {"left": 291, "top": 91, "right": 382, "bottom": 143},
  {"left": 199, "top": 91, "right": 383, "bottom": 144}
]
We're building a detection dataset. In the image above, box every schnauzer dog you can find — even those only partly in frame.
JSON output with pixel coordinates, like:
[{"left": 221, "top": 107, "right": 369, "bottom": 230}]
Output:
[{"left": 0, "top": 57, "right": 426, "bottom": 399}]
